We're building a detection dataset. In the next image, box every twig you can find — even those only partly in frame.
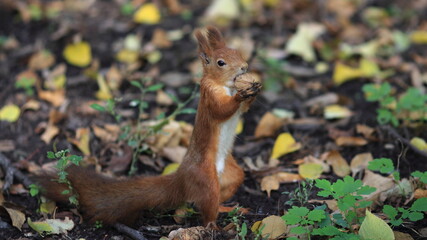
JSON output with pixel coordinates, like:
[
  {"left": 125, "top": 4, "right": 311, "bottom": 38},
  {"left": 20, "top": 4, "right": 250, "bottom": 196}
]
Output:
[
  {"left": 113, "top": 223, "right": 148, "bottom": 240},
  {"left": 0, "top": 153, "right": 33, "bottom": 190},
  {"left": 381, "top": 125, "right": 427, "bottom": 159}
]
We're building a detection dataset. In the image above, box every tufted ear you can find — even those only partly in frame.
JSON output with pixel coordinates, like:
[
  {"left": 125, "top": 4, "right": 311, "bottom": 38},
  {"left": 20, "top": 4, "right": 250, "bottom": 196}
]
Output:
[
  {"left": 206, "top": 26, "right": 225, "bottom": 50},
  {"left": 194, "top": 28, "right": 212, "bottom": 65}
]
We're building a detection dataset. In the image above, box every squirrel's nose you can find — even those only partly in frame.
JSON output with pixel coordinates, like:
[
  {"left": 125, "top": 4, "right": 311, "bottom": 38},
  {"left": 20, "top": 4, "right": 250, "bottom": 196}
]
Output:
[{"left": 240, "top": 63, "right": 248, "bottom": 73}]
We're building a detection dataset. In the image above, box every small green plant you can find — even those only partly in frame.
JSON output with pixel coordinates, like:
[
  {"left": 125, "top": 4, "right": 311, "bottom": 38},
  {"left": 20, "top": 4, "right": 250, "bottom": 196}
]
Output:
[
  {"left": 362, "top": 82, "right": 427, "bottom": 126},
  {"left": 15, "top": 76, "right": 36, "bottom": 96},
  {"left": 412, "top": 171, "right": 427, "bottom": 183},
  {"left": 91, "top": 78, "right": 197, "bottom": 176},
  {"left": 282, "top": 206, "right": 327, "bottom": 240},
  {"left": 367, "top": 157, "right": 400, "bottom": 181},
  {"left": 383, "top": 198, "right": 427, "bottom": 226},
  {"left": 47, "top": 149, "right": 82, "bottom": 205},
  {"left": 227, "top": 207, "right": 248, "bottom": 240},
  {"left": 94, "top": 220, "right": 103, "bottom": 229},
  {"left": 284, "top": 179, "right": 314, "bottom": 207},
  {"left": 29, "top": 184, "right": 40, "bottom": 197},
  {"left": 258, "top": 55, "right": 289, "bottom": 92}
]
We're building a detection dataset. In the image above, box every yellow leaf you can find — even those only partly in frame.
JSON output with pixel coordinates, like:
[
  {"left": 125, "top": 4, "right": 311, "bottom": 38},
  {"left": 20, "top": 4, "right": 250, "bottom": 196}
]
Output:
[
  {"left": 285, "top": 23, "right": 325, "bottom": 62},
  {"left": 298, "top": 163, "right": 323, "bottom": 179},
  {"left": 205, "top": 0, "right": 240, "bottom": 22},
  {"left": 324, "top": 104, "right": 352, "bottom": 119},
  {"left": 270, "top": 133, "right": 301, "bottom": 160},
  {"left": 251, "top": 220, "right": 262, "bottom": 233},
  {"left": 63, "top": 41, "right": 92, "bottom": 67},
  {"left": 235, "top": 119, "right": 243, "bottom": 134},
  {"left": 116, "top": 49, "right": 139, "bottom": 63},
  {"left": 263, "top": 0, "right": 280, "bottom": 7},
  {"left": 95, "top": 74, "right": 112, "bottom": 100},
  {"left": 359, "top": 210, "right": 395, "bottom": 240},
  {"left": 333, "top": 62, "right": 364, "bottom": 85},
  {"left": 0, "top": 104, "right": 21, "bottom": 122},
  {"left": 410, "top": 137, "right": 427, "bottom": 152},
  {"left": 69, "top": 128, "right": 90, "bottom": 155},
  {"left": 162, "top": 163, "right": 180, "bottom": 175},
  {"left": 410, "top": 31, "right": 427, "bottom": 44},
  {"left": 133, "top": 3, "right": 161, "bottom": 24}
]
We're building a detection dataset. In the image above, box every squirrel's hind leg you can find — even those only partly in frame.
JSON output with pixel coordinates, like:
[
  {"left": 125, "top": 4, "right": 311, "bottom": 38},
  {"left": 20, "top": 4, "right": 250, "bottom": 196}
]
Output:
[{"left": 219, "top": 155, "right": 244, "bottom": 202}]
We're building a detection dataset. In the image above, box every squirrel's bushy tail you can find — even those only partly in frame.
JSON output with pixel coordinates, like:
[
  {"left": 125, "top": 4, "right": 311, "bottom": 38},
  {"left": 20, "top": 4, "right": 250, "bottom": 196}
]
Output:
[{"left": 35, "top": 165, "right": 185, "bottom": 225}]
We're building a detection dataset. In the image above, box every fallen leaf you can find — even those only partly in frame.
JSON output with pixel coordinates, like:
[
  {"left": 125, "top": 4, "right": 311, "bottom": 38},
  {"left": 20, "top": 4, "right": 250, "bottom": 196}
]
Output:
[
  {"left": 0, "top": 104, "right": 21, "bottom": 122},
  {"left": 38, "top": 90, "right": 66, "bottom": 107},
  {"left": 44, "top": 64, "right": 67, "bottom": 90},
  {"left": 359, "top": 210, "right": 395, "bottom": 240},
  {"left": 133, "top": 3, "right": 161, "bottom": 24},
  {"left": 0, "top": 140, "right": 15, "bottom": 152},
  {"left": 162, "top": 146, "right": 187, "bottom": 163},
  {"left": 152, "top": 28, "right": 172, "bottom": 48},
  {"left": 254, "top": 112, "right": 284, "bottom": 138},
  {"left": 393, "top": 231, "right": 414, "bottom": 240},
  {"left": 27, "top": 217, "right": 74, "bottom": 235},
  {"left": 204, "top": 0, "right": 239, "bottom": 24},
  {"left": 92, "top": 125, "right": 119, "bottom": 143},
  {"left": 362, "top": 170, "right": 395, "bottom": 201},
  {"left": 235, "top": 118, "right": 243, "bottom": 134},
  {"left": 410, "top": 137, "right": 427, "bottom": 152},
  {"left": 156, "top": 90, "right": 174, "bottom": 106},
  {"left": 326, "top": 151, "right": 350, "bottom": 177},
  {"left": 41, "top": 124, "right": 59, "bottom": 144},
  {"left": 333, "top": 59, "right": 383, "bottom": 85},
  {"left": 69, "top": 128, "right": 91, "bottom": 155},
  {"left": 324, "top": 104, "right": 352, "bottom": 119},
  {"left": 95, "top": 74, "right": 113, "bottom": 100},
  {"left": 298, "top": 163, "right": 324, "bottom": 179},
  {"left": 39, "top": 201, "right": 56, "bottom": 215},
  {"left": 1, "top": 206, "right": 25, "bottom": 231},
  {"left": 116, "top": 49, "right": 139, "bottom": 63},
  {"left": 335, "top": 136, "right": 368, "bottom": 146},
  {"left": 350, "top": 152, "right": 373, "bottom": 177},
  {"left": 410, "top": 31, "right": 427, "bottom": 44},
  {"left": 270, "top": 133, "right": 301, "bottom": 160},
  {"left": 304, "top": 93, "right": 339, "bottom": 108},
  {"left": 22, "top": 100, "right": 41, "bottom": 112},
  {"left": 260, "top": 215, "right": 287, "bottom": 239},
  {"left": 63, "top": 41, "right": 92, "bottom": 67},
  {"left": 414, "top": 189, "right": 427, "bottom": 199},
  {"left": 106, "top": 64, "right": 123, "bottom": 91},
  {"left": 261, "top": 172, "right": 303, "bottom": 197},
  {"left": 28, "top": 50, "right": 55, "bottom": 70},
  {"left": 356, "top": 124, "right": 375, "bottom": 139},
  {"left": 285, "top": 23, "right": 325, "bottom": 62}
]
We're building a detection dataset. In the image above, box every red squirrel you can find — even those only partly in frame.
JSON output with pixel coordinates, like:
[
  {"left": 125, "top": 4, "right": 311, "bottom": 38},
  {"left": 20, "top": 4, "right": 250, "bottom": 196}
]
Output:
[{"left": 36, "top": 26, "right": 261, "bottom": 227}]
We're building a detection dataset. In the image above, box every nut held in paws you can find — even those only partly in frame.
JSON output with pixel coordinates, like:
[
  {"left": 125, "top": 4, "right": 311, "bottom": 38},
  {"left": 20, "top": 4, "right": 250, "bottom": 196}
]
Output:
[{"left": 234, "top": 73, "right": 261, "bottom": 91}]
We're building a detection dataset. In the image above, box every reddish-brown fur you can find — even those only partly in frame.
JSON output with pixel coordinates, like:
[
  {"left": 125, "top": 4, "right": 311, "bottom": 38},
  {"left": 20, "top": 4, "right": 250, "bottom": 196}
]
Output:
[{"left": 36, "top": 26, "right": 259, "bottom": 227}]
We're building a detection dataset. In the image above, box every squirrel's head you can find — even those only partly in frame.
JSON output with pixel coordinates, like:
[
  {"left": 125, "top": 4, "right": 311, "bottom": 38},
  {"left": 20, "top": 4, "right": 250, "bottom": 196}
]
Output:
[{"left": 194, "top": 26, "right": 248, "bottom": 87}]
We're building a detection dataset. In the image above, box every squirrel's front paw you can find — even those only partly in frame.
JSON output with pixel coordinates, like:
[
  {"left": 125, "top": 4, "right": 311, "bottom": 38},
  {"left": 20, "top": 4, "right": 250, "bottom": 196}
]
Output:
[{"left": 237, "top": 81, "right": 262, "bottom": 99}]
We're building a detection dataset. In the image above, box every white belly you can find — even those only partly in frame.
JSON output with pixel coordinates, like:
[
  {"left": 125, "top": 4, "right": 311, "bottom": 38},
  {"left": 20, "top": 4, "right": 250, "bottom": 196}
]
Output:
[{"left": 216, "top": 87, "right": 240, "bottom": 175}]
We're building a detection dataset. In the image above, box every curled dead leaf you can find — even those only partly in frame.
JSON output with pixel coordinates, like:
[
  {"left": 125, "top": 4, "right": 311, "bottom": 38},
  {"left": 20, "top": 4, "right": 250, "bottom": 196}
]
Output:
[
  {"left": 350, "top": 152, "right": 373, "bottom": 177},
  {"left": 326, "top": 150, "right": 350, "bottom": 177},
  {"left": 335, "top": 136, "right": 368, "bottom": 146},
  {"left": 261, "top": 172, "right": 302, "bottom": 197},
  {"left": 255, "top": 112, "right": 284, "bottom": 138}
]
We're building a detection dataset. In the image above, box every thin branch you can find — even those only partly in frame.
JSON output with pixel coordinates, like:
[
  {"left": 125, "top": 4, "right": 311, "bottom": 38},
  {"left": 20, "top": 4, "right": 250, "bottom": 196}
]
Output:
[
  {"left": 113, "top": 223, "right": 148, "bottom": 240},
  {"left": 0, "top": 153, "right": 33, "bottom": 190},
  {"left": 381, "top": 125, "right": 427, "bottom": 159}
]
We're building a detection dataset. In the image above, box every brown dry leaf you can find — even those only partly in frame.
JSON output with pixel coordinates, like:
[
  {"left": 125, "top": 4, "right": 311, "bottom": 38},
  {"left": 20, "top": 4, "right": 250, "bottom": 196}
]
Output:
[
  {"left": 22, "top": 99, "right": 41, "bottom": 111},
  {"left": 261, "top": 172, "right": 302, "bottom": 197},
  {"left": 3, "top": 206, "right": 26, "bottom": 231},
  {"left": 92, "top": 124, "right": 119, "bottom": 142},
  {"left": 162, "top": 146, "right": 187, "bottom": 163},
  {"left": 335, "top": 136, "right": 368, "bottom": 146},
  {"left": 28, "top": 50, "right": 55, "bottom": 70},
  {"left": 414, "top": 189, "right": 427, "bottom": 199},
  {"left": 362, "top": 170, "right": 395, "bottom": 201},
  {"left": 326, "top": 150, "right": 350, "bottom": 177},
  {"left": 254, "top": 112, "right": 283, "bottom": 138},
  {"left": 106, "top": 145, "right": 132, "bottom": 173},
  {"left": 149, "top": 120, "right": 182, "bottom": 151},
  {"left": 327, "top": 0, "right": 357, "bottom": 25},
  {"left": 152, "top": 28, "right": 172, "bottom": 48},
  {"left": 356, "top": 124, "right": 375, "bottom": 139},
  {"left": 168, "top": 226, "right": 211, "bottom": 240},
  {"left": 218, "top": 206, "right": 250, "bottom": 214},
  {"left": 393, "top": 231, "right": 414, "bottom": 240},
  {"left": 156, "top": 90, "right": 174, "bottom": 106},
  {"left": 41, "top": 124, "right": 59, "bottom": 144},
  {"left": 0, "top": 140, "right": 15, "bottom": 152},
  {"left": 350, "top": 152, "right": 373, "bottom": 177},
  {"left": 38, "top": 89, "right": 66, "bottom": 107},
  {"left": 69, "top": 128, "right": 91, "bottom": 155},
  {"left": 260, "top": 215, "right": 288, "bottom": 239},
  {"left": 106, "top": 64, "right": 123, "bottom": 91}
]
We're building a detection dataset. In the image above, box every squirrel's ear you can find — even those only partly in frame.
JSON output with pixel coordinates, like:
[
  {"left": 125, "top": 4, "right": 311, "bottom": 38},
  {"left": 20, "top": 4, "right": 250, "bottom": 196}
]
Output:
[
  {"left": 206, "top": 26, "right": 225, "bottom": 50},
  {"left": 194, "top": 28, "right": 212, "bottom": 65}
]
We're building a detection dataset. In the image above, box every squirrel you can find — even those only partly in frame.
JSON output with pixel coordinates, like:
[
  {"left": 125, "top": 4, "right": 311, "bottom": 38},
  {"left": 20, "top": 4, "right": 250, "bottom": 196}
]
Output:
[{"left": 36, "top": 26, "right": 261, "bottom": 227}]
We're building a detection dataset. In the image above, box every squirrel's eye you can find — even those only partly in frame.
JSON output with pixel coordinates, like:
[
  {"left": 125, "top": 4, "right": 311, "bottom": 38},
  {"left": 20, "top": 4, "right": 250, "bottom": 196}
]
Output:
[{"left": 217, "top": 60, "right": 226, "bottom": 67}]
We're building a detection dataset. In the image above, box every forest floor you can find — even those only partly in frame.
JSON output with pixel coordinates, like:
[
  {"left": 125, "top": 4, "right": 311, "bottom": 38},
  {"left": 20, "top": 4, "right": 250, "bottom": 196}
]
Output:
[{"left": 0, "top": 0, "right": 427, "bottom": 239}]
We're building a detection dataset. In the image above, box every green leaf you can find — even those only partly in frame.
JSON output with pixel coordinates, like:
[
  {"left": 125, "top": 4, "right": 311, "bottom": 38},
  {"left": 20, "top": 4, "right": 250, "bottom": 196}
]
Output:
[
  {"left": 408, "top": 212, "right": 424, "bottom": 221},
  {"left": 307, "top": 209, "right": 326, "bottom": 222},
  {"left": 179, "top": 108, "right": 197, "bottom": 114},
  {"left": 312, "top": 226, "right": 341, "bottom": 236},
  {"left": 61, "top": 190, "right": 70, "bottom": 195},
  {"left": 146, "top": 83, "right": 164, "bottom": 92},
  {"left": 238, "top": 222, "right": 247, "bottom": 237},
  {"left": 90, "top": 103, "right": 106, "bottom": 112},
  {"left": 412, "top": 171, "right": 427, "bottom": 184},
  {"left": 410, "top": 198, "right": 427, "bottom": 211},
  {"left": 47, "top": 151, "right": 55, "bottom": 159},
  {"left": 130, "top": 80, "right": 143, "bottom": 88},
  {"left": 29, "top": 184, "right": 39, "bottom": 197},
  {"left": 357, "top": 185, "right": 377, "bottom": 195},
  {"left": 367, "top": 158, "right": 394, "bottom": 174},
  {"left": 290, "top": 226, "right": 308, "bottom": 234},
  {"left": 359, "top": 210, "right": 395, "bottom": 240},
  {"left": 316, "top": 179, "right": 332, "bottom": 191}
]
